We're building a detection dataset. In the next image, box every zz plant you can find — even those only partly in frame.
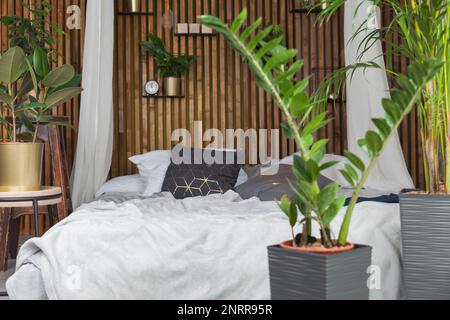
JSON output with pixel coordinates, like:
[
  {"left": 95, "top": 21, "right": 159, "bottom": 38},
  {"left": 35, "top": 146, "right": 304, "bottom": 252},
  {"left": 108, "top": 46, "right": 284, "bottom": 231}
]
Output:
[
  {"left": 198, "top": 9, "right": 441, "bottom": 248},
  {"left": 0, "top": 46, "right": 82, "bottom": 143}
]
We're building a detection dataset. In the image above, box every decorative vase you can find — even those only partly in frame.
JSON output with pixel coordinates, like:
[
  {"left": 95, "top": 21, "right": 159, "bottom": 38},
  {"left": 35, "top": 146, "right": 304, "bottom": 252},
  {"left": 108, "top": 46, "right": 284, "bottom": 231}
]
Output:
[
  {"left": 0, "top": 143, "right": 44, "bottom": 192},
  {"left": 267, "top": 243, "right": 372, "bottom": 300},
  {"left": 125, "top": 0, "right": 141, "bottom": 13},
  {"left": 400, "top": 192, "right": 450, "bottom": 299},
  {"left": 164, "top": 77, "right": 182, "bottom": 96}
]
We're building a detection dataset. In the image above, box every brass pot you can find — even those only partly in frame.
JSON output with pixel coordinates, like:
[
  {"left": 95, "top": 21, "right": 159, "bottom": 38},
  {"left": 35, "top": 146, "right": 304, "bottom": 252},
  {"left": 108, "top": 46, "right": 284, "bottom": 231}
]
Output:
[
  {"left": 125, "top": 0, "right": 141, "bottom": 13},
  {"left": 164, "top": 77, "right": 182, "bottom": 96},
  {"left": 0, "top": 143, "right": 44, "bottom": 192}
]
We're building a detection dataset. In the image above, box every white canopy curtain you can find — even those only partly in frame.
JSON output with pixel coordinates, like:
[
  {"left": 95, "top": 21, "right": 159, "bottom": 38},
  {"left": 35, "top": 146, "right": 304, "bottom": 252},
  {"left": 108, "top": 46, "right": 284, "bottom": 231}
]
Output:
[
  {"left": 344, "top": 0, "right": 414, "bottom": 192},
  {"left": 71, "top": 0, "right": 115, "bottom": 208}
]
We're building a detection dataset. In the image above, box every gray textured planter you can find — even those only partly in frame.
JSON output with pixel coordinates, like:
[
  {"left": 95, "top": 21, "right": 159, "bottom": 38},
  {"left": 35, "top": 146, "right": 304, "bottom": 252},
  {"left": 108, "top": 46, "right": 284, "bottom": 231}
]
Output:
[
  {"left": 400, "top": 192, "right": 450, "bottom": 300},
  {"left": 267, "top": 244, "right": 372, "bottom": 300}
]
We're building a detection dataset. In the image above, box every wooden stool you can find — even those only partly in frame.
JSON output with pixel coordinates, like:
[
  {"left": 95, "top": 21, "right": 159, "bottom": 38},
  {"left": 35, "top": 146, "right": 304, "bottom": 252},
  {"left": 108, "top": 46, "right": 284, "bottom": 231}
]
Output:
[{"left": 0, "top": 187, "right": 62, "bottom": 271}]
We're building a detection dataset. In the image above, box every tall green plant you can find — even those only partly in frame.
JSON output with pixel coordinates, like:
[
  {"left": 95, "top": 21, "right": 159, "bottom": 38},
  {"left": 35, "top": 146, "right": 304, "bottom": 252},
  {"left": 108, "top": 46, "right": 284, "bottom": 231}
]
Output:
[
  {"left": 198, "top": 9, "right": 441, "bottom": 247},
  {"left": 0, "top": 1, "right": 63, "bottom": 58},
  {"left": 0, "top": 47, "right": 82, "bottom": 143},
  {"left": 140, "top": 34, "right": 196, "bottom": 78},
  {"left": 318, "top": 0, "right": 450, "bottom": 194}
]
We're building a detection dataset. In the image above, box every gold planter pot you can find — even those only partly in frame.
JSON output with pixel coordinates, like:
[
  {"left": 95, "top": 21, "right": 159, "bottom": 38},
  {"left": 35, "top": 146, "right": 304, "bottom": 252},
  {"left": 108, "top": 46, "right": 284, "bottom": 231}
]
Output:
[
  {"left": 0, "top": 143, "right": 44, "bottom": 192},
  {"left": 164, "top": 77, "right": 182, "bottom": 96},
  {"left": 125, "top": 0, "right": 141, "bottom": 13}
]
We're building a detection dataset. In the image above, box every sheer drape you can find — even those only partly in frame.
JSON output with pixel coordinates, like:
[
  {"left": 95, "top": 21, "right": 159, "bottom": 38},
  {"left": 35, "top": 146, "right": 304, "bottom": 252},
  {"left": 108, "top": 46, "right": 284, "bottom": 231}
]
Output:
[
  {"left": 344, "top": 0, "right": 414, "bottom": 192},
  {"left": 71, "top": 0, "right": 115, "bottom": 208}
]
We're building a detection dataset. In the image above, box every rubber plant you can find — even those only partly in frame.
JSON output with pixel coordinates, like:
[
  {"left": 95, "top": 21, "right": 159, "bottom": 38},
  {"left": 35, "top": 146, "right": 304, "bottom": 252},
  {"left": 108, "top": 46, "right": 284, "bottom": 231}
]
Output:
[
  {"left": 0, "top": 46, "right": 82, "bottom": 143},
  {"left": 198, "top": 9, "right": 441, "bottom": 248}
]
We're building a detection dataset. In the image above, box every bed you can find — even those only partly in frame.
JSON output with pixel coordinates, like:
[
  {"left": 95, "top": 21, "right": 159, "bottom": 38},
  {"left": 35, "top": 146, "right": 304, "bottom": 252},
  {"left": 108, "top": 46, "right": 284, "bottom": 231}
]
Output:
[{"left": 5, "top": 154, "right": 405, "bottom": 300}]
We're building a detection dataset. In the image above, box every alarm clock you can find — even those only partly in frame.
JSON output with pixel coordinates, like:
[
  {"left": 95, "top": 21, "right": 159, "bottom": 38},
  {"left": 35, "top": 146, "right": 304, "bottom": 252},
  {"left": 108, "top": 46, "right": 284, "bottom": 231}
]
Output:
[{"left": 144, "top": 80, "right": 160, "bottom": 96}]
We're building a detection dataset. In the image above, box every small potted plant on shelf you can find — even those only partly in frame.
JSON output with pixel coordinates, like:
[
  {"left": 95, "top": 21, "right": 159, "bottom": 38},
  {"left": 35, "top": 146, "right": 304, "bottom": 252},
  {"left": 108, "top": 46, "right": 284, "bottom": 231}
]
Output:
[
  {"left": 318, "top": 0, "right": 450, "bottom": 300},
  {"left": 0, "top": 46, "right": 82, "bottom": 192},
  {"left": 140, "top": 34, "right": 196, "bottom": 97},
  {"left": 199, "top": 9, "right": 441, "bottom": 300},
  {"left": 124, "top": 0, "right": 141, "bottom": 13}
]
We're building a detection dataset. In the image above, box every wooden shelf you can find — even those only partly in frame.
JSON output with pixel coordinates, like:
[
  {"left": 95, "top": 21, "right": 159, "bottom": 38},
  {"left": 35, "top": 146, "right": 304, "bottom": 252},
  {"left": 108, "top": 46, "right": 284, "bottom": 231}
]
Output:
[
  {"left": 117, "top": 12, "right": 154, "bottom": 16},
  {"left": 143, "top": 95, "right": 185, "bottom": 99},
  {"left": 174, "top": 33, "right": 216, "bottom": 37},
  {"left": 290, "top": 8, "right": 322, "bottom": 14}
]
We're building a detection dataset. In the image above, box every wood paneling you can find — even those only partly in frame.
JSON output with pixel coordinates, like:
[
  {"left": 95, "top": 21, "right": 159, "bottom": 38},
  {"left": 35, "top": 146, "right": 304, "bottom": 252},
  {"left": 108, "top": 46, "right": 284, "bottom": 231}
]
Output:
[
  {"left": 112, "top": 0, "right": 347, "bottom": 177},
  {"left": 0, "top": 0, "right": 86, "bottom": 235},
  {"left": 0, "top": 0, "right": 427, "bottom": 221}
]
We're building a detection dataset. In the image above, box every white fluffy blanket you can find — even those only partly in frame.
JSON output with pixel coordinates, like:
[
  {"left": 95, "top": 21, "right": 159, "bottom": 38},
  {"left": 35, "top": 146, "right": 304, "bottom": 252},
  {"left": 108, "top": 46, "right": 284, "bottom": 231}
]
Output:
[{"left": 6, "top": 192, "right": 403, "bottom": 300}]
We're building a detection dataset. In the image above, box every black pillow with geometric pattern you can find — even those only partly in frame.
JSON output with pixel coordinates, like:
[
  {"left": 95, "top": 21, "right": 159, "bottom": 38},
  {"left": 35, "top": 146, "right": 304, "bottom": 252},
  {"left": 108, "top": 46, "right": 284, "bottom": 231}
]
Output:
[{"left": 161, "top": 147, "right": 243, "bottom": 199}]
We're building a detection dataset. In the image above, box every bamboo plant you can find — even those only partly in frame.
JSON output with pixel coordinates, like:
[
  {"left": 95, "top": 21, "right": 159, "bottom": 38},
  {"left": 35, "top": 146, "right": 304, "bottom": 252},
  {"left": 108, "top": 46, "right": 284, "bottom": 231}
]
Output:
[
  {"left": 318, "top": 0, "right": 450, "bottom": 194},
  {"left": 198, "top": 9, "right": 441, "bottom": 247}
]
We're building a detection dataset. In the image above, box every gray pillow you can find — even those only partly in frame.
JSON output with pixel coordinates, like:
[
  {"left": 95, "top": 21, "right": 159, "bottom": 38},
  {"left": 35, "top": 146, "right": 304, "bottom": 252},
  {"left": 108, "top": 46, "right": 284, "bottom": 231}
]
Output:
[{"left": 236, "top": 164, "right": 334, "bottom": 201}]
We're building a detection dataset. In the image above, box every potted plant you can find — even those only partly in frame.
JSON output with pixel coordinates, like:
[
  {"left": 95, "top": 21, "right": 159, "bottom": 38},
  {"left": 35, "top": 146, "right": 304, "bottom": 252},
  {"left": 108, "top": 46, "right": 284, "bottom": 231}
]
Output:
[
  {"left": 199, "top": 9, "right": 441, "bottom": 300},
  {"left": 140, "top": 34, "right": 195, "bottom": 96},
  {"left": 124, "top": 0, "right": 141, "bottom": 13},
  {"left": 318, "top": 0, "right": 450, "bottom": 299},
  {"left": 0, "top": 46, "right": 82, "bottom": 192}
]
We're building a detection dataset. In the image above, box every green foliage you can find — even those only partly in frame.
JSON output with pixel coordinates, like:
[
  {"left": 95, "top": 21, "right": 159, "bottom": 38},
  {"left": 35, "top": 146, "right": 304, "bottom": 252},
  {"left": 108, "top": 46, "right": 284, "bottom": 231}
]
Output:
[
  {"left": 199, "top": 8, "right": 441, "bottom": 248},
  {"left": 0, "top": 47, "right": 82, "bottom": 143},
  {"left": 0, "top": 1, "right": 63, "bottom": 58},
  {"left": 319, "top": 0, "right": 450, "bottom": 194},
  {"left": 140, "top": 34, "right": 196, "bottom": 78}
]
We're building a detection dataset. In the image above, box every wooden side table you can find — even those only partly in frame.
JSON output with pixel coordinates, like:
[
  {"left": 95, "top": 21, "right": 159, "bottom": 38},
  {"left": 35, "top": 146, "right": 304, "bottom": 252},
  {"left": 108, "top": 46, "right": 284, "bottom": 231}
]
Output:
[{"left": 0, "top": 187, "right": 63, "bottom": 271}]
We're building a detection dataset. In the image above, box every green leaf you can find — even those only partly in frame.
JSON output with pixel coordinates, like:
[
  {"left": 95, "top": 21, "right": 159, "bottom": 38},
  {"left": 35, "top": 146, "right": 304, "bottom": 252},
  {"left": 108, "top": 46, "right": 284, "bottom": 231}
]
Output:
[
  {"left": 344, "top": 151, "right": 365, "bottom": 172},
  {"left": 240, "top": 18, "right": 262, "bottom": 42},
  {"left": 278, "top": 194, "right": 298, "bottom": 227},
  {"left": 231, "top": 9, "right": 248, "bottom": 32},
  {"left": 45, "top": 87, "right": 82, "bottom": 108},
  {"left": 247, "top": 26, "right": 273, "bottom": 52},
  {"left": 17, "top": 72, "right": 34, "bottom": 98},
  {"left": 301, "top": 112, "right": 329, "bottom": 137},
  {"left": 48, "top": 73, "right": 82, "bottom": 94},
  {"left": 43, "top": 64, "right": 76, "bottom": 88},
  {"left": 33, "top": 46, "right": 50, "bottom": 78},
  {"left": 0, "top": 46, "right": 27, "bottom": 84},
  {"left": 339, "top": 169, "right": 356, "bottom": 188},
  {"left": 319, "top": 160, "right": 339, "bottom": 172},
  {"left": 263, "top": 49, "right": 297, "bottom": 74},
  {"left": 372, "top": 118, "right": 391, "bottom": 138},
  {"left": 281, "top": 122, "right": 294, "bottom": 139},
  {"left": 344, "top": 164, "right": 359, "bottom": 182},
  {"left": 197, "top": 15, "right": 227, "bottom": 29},
  {"left": 255, "top": 36, "right": 283, "bottom": 60},
  {"left": 0, "top": 91, "right": 13, "bottom": 105},
  {"left": 18, "top": 113, "right": 35, "bottom": 132},
  {"left": 322, "top": 196, "right": 345, "bottom": 227},
  {"left": 365, "top": 130, "right": 383, "bottom": 157},
  {"left": 289, "top": 92, "right": 309, "bottom": 117},
  {"left": 318, "top": 182, "right": 339, "bottom": 213}
]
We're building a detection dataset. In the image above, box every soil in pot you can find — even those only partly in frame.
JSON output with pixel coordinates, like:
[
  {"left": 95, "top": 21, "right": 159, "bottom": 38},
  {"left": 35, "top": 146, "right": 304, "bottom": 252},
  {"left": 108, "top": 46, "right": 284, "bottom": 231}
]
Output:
[{"left": 280, "top": 240, "right": 355, "bottom": 254}]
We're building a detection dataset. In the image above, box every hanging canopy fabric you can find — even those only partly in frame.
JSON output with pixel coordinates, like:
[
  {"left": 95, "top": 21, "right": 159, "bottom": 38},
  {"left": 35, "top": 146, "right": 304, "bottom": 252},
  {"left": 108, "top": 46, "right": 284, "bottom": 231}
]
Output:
[
  {"left": 71, "top": 0, "right": 115, "bottom": 208},
  {"left": 344, "top": 0, "right": 414, "bottom": 192}
]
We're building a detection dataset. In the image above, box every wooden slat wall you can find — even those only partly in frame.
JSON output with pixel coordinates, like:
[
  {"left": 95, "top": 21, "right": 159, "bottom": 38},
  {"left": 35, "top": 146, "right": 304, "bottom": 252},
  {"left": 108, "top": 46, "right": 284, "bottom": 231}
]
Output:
[
  {"left": 0, "top": 0, "right": 426, "bottom": 221},
  {"left": 112, "top": 0, "right": 347, "bottom": 177},
  {"left": 0, "top": 0, "right": 86, "bottom": 235}
]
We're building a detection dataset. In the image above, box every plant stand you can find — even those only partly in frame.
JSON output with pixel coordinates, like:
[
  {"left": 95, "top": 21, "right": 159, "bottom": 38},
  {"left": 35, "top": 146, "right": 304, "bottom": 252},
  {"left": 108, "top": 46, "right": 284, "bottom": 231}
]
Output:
[{"left": 267, "top": 244, "right": 372, "bottom": 300}]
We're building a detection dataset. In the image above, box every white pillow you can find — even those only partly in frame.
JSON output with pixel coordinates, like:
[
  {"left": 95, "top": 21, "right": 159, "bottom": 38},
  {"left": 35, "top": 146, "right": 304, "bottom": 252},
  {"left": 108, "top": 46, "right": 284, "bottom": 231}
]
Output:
[
  {"left": 96, "top": 174, "right": 146, "bottom": 197},
  {"left": 129, "top": 150, "right": 172, "bottom": 196},
  {"left": 235, "top": 169, "right": 248, "bottom": 187}
]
